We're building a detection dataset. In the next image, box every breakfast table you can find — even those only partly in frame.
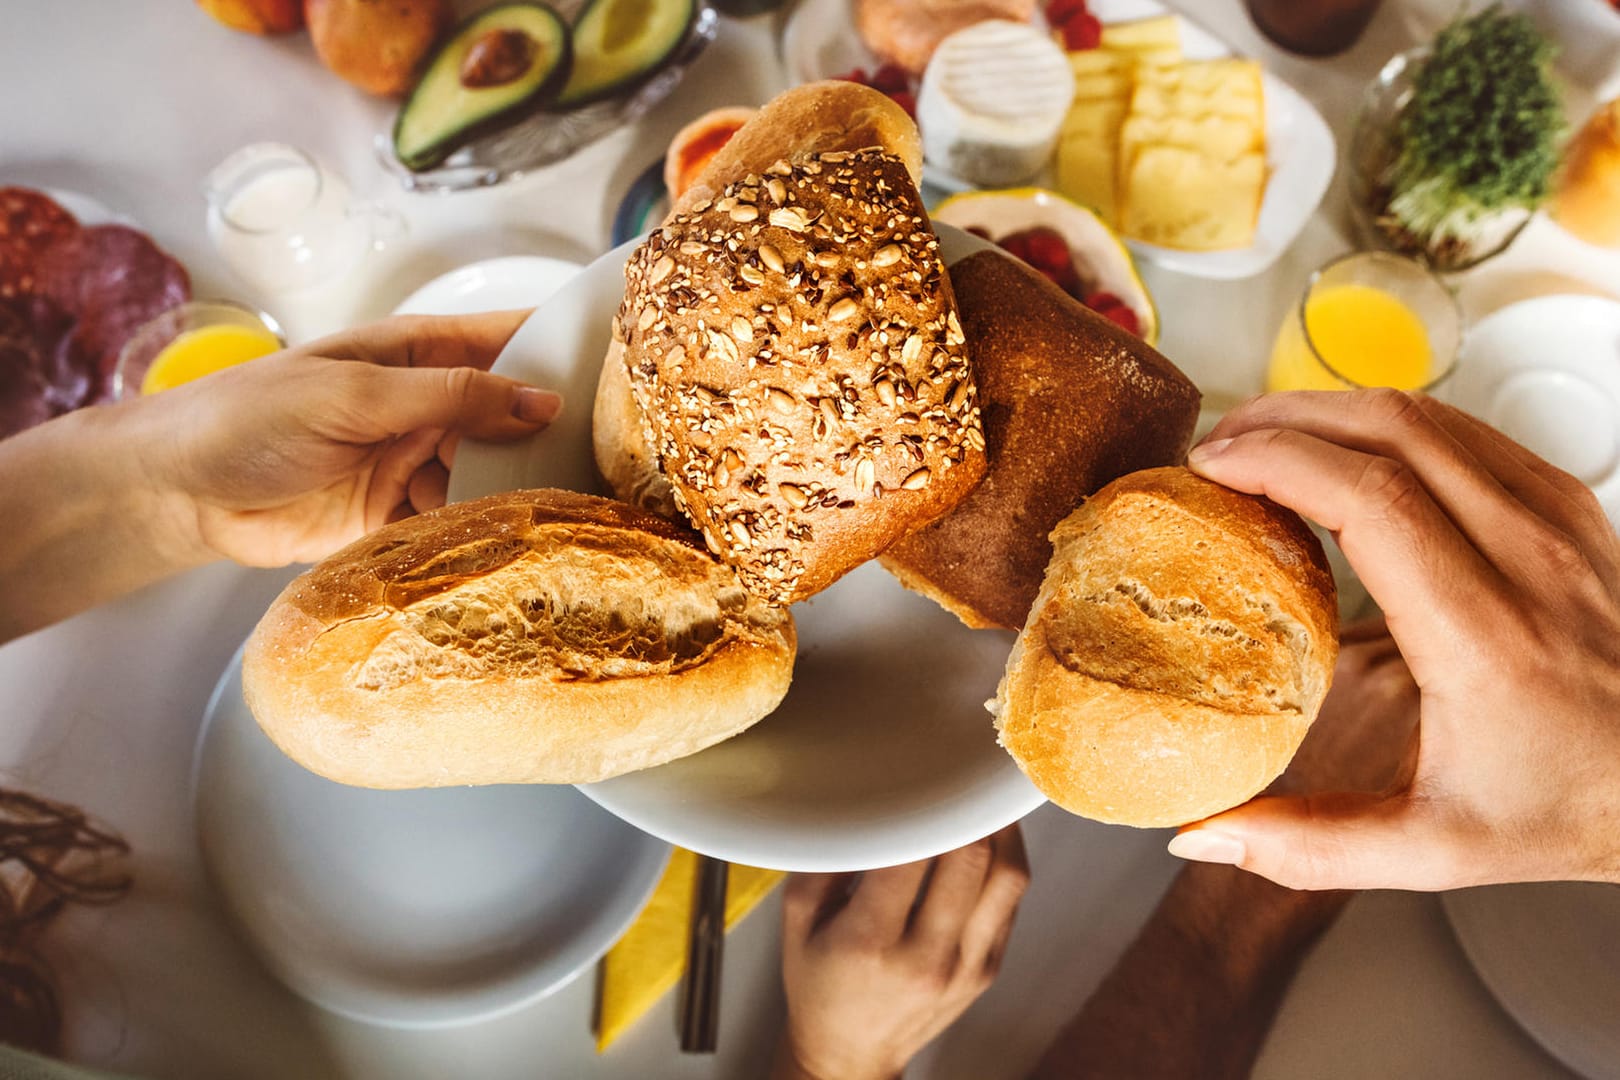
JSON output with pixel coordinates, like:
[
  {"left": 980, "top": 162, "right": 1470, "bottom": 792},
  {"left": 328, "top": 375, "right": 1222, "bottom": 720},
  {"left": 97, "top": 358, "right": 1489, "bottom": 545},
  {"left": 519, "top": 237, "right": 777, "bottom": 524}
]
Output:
[{"left": 5, "top": 1, "right": 1620, "bottom": 1077}]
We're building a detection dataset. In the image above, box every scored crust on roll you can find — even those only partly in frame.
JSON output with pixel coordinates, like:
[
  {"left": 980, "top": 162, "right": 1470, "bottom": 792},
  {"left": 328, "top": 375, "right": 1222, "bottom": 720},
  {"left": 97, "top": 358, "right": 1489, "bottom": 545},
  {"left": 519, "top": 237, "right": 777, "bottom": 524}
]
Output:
[
  {"left": 881, "top": 250, "right": 1200, "bottom": 631},
  {"left": 617, "top": 144, "right": 987, "bottom": 605},
  {"left": 242, "top": 489, "right": 796, "bottom": 789},
  {"left": 992, "top": 467, "right": 1338, "bottom": 828}
]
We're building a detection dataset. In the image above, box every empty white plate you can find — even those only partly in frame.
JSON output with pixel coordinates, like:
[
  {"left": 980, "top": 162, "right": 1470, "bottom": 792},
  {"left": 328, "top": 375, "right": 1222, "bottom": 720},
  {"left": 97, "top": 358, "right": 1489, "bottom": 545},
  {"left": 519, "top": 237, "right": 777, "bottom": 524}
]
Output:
[
  {"left": 448, "top": 225, "right": 1047, "bottom": 873},
  {"left": 1445, "top": 883, "right": 1620, "bottom": 1080},
  {"left": 393, "top": 255, "right": 583, "bottom": 318},
  {"left": 1443, "top": 295, "right": 1620, "bottom": 527},
  {"left": 192, "top": 647, "right": 670, "bottom": 1028}
]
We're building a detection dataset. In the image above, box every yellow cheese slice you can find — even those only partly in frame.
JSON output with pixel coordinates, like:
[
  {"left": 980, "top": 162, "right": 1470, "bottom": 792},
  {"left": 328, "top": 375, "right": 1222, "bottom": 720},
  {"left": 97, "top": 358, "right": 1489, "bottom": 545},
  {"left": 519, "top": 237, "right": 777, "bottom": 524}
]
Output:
[
  {"left": 1120, "top": 146, "right": 1265, "bottom": 251},
  {"left": 1066, "top": 49, "right": 1133, "bottom": 78},
  {"left": 1099, "top": 14, "right": 1181, "bottom": 51},
  {"left": 1058, "top": 132, "right": 1122, "bottom": 223},
  {"left": 1121, "top": 112, "right": 1263, "bottom": 163},
  {"left": 1125, "top": 45, "right": 1183, "bottom": 68},
  {"left": 1063, "top": 97, "right": 1128, "bottom": 138},
  {"left": 1070, "top": 71, "right": 1133, "bottom": 102},
  {"left": 595, "top": 850, "right": 786, "bottom": 1053}
]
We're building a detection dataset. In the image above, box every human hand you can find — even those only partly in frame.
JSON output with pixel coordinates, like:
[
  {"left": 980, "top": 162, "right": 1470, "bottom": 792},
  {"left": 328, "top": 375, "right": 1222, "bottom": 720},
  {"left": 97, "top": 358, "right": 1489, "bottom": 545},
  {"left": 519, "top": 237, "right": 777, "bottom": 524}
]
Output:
[
  {"left": 1169, "top": 389, "right": 1620, "bottom": 891},
  {"left": 1270, "top": 617, "right": 1419, "bottom": 799},
  {"left": 130, "top": 310, "right": 558, "bottom": 567},
  {"left": 772, "top": 825, "right": 1030, "bottom": 1080}
]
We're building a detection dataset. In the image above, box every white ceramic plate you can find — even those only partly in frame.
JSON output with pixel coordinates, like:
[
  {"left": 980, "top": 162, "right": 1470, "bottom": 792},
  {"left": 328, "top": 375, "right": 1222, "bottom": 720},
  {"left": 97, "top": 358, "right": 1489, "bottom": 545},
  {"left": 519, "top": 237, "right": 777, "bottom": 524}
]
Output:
[
  {"left": 1441, "top": 295, "right": 1620, "bottom": 528},
  {"left": 392, "top": 255, "right": 584, "bottom": 318},
  {"left": 1444, "top": 883, "right": 1620, "bottom": 1080},
  {"left": 191, "top": 647, "right": 670, "bottom": 1028},
  {"left": 780, "top": 0, "right": 1335, "bottom": 280},
  {"left": 448, "top": 225, "right": 1047, "bottom": 873}
]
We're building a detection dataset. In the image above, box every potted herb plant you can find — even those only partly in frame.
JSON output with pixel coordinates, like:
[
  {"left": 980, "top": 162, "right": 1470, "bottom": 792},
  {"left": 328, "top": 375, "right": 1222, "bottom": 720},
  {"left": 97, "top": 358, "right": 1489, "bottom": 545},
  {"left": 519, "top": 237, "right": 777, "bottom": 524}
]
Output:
[{"left": 1348, "top": 5, "right": 1564, "bottom": 272}]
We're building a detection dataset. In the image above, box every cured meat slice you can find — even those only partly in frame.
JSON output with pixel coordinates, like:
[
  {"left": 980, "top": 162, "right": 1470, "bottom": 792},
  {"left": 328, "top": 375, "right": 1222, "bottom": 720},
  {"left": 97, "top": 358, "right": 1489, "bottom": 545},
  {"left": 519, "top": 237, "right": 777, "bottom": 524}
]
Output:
[
  {"left": 33, "top": 224, "right": 191, "bottom": 399},
  {"left": 0, "top": 187, "right": 79, "bottom": 300}
]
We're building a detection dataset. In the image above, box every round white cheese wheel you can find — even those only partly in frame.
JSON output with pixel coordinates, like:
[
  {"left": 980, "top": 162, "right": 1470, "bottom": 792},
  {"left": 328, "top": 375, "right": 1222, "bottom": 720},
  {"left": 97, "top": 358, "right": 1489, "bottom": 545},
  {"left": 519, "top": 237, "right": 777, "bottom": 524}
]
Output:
[{"left": 918, "top": 20, "right": 1076, "bottom": 188}]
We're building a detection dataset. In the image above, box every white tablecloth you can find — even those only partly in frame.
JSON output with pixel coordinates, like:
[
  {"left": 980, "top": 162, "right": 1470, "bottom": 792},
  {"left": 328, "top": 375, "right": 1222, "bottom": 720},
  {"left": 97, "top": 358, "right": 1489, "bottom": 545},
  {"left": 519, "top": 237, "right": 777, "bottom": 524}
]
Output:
[{"left": 4, "top": 1, "right": 1618, "bottom": 1076}]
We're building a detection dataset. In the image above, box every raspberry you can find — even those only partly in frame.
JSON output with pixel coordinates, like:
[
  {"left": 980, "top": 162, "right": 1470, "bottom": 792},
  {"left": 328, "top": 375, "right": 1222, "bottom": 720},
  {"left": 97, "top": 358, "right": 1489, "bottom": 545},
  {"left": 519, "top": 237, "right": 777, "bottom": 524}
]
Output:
[
  {"left": 871, "top": 63, "right": 910, "bottom": 94},
  {"left": 1061, "top": 12, "right": 1102, "bottom": 50},
  {"left": 887, "top": 90, "right": 917, "bottom": 119},
  {"left": 1022, "top": 228, "right": 1074, "bottom": 274}
]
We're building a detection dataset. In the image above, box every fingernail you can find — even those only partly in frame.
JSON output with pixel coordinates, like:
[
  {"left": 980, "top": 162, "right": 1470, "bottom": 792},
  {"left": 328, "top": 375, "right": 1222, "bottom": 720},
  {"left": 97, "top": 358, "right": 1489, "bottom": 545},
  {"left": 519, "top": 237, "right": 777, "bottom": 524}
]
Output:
[
  {"left": 1167, "top": 830, "right": 1245, "bottom": 865},
  {"left": 513, "top": 387, "right": 563, "bottom": 424},
  {"left": 1187, "top": 438, "right": 1233, "bottom": 469}
]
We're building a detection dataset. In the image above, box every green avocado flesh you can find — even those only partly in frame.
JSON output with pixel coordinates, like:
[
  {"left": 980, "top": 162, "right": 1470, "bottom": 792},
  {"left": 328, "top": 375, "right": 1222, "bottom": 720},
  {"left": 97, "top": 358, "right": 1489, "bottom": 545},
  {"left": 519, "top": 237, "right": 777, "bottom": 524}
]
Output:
[
  {"left": 394, "top": 3, "right": 572, "bottom": 172},
  {"left": 555, "top": 0, "right": 697, "bottom": 108}
]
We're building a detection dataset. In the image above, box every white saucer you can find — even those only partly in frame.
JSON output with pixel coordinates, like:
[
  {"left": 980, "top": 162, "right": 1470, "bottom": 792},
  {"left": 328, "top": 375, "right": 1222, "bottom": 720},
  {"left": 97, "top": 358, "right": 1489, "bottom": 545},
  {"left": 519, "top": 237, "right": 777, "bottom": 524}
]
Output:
[
  {"left": 1443, "top": 295, "right": 1620, "bottom": 527},
  {"left": 393, "top": 255, "right": 584, "bottom": 318},
  {"left": 191, "top": 647, "right": 670, "bottom": 1029},
  {"left": 1444, "top": 883, "right": 1620, "bottom": 1080},
  {"left": 448, "top": 225, "right": 1046, "bottom": 873}
]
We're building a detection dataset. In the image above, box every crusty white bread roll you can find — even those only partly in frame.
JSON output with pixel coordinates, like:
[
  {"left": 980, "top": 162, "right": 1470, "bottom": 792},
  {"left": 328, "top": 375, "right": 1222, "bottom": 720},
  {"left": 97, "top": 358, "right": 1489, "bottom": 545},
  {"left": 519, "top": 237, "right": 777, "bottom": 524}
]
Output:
[
  {"left": 242, "top": 489, "right": 796, "bottom": 789},
  {"left": 668, "top": 81, "right": 923, "bottom": 218},
  {"left": 992, "top": 467, "right": 1338, "bottom": 827},
  {"left": 608, "top": 86, "right": 987, "bottom": 605},
  {"left": 881, "top": 250, "right": 1200, "bottom": 630}
]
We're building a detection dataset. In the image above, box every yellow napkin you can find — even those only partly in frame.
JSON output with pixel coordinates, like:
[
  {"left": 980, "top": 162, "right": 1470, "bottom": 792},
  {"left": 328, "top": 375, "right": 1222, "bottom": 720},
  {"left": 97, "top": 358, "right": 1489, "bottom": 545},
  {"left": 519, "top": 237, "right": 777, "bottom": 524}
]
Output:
[{"left": 596, "top": 848, "right": 784, "bottom": 1052}]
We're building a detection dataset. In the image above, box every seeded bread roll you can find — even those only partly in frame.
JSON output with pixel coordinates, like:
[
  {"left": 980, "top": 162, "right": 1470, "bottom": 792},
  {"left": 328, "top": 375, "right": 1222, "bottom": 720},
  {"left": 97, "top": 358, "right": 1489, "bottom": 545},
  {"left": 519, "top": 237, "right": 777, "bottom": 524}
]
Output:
[
  {"left": 881, "top": 250, "right": 1200, "bottom": 630},
  {"left": 242, "top": 489, "right": 796, "bottom": 789},
  {"left": 992, "top": 467, "right": 1337, "bottom": 827},
  {"left": 617, "top": 145, "right": 988, "bottom": 604},
  {"left": 670, "top": 81, "right": 923, "bottom": 218},
  {"left": 593, "top": 333, "right": 678, "bottom": 518}
]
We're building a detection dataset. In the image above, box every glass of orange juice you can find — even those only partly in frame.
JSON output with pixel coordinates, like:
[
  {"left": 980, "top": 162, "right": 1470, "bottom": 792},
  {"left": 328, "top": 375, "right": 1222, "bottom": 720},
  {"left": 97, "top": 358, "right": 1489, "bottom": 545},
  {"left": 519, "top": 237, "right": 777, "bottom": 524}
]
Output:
[
  {"left": 1266, "top": 252, "right": 1463, "bottom": 394},
  {"left": 114, "top": 300, "right": 286, "bottom": 399}
]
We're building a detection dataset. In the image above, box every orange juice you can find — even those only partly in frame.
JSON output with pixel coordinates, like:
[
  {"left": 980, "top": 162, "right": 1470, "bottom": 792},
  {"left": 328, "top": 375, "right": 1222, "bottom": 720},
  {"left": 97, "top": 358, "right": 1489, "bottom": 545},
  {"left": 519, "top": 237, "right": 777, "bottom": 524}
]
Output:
[
  {"left": 1267, "top": 282, "right": 1434, "bottom": 392},
  {"left": 140, "top": 323, "right": 282, "bottom": 395}
]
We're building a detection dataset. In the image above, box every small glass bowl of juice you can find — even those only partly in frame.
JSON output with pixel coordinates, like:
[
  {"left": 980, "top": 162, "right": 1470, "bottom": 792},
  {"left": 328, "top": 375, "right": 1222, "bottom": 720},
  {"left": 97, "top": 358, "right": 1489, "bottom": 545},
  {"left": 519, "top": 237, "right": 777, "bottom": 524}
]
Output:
[
  {"left": 1266, "top": 251, "right": 1464, "bottom": 394},
  {"left": 114, "top": 300, "right": 286, "bottom": 400}
]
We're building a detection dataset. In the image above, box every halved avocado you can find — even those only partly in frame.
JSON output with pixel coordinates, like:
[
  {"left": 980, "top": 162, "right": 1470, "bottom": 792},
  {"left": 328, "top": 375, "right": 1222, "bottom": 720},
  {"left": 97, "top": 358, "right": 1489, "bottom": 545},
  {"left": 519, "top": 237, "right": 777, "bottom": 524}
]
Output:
[
  {"left": 393, "top": 2, "right": 573, "bottom": 172},
  {"left": 554, "top": 0, "right": 697, "bottom": 109}
]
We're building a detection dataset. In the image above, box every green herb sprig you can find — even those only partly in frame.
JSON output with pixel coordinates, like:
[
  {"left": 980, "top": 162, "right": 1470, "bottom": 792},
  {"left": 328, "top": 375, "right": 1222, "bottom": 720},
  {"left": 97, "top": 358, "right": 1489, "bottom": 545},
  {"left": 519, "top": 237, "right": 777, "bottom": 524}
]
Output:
[{"left": 1386, "top": 5, "right": 1563, "bottom": 254}]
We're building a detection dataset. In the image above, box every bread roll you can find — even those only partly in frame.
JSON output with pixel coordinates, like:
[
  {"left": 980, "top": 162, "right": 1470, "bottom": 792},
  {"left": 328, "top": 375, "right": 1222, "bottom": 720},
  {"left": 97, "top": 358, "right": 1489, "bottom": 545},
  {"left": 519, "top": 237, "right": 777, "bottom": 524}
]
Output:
[
  {"left": 592, "top": 333, "right": 677, "bottom": 518},
  {"left": 992, "top": 467, "right": 1337, "bottom": 827},
  {"left": 615, "top": 140, "right": 987, "bottom": 605},
  {"left": 242, "top": 489, "right": 796, "bottom": 789},
  {"left": 669, "top": 81, "right": 923, "bottom": 218},
  {"left": 882, "top": 250, "right": 1200, "bottom": 630}
]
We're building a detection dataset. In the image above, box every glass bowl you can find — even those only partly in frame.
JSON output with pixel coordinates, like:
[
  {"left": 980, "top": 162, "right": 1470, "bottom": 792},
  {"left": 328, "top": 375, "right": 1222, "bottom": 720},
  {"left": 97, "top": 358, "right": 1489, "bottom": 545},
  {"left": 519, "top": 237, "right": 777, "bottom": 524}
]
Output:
[
  {"left": 378, "top": 2, "right": 719, "bottom": 194},
  {"left": 1347, "top": 47, "right": 1534, "bottom": 274},
  {"left": 113, "top": 300, "right": 286, "bottom": 400}
]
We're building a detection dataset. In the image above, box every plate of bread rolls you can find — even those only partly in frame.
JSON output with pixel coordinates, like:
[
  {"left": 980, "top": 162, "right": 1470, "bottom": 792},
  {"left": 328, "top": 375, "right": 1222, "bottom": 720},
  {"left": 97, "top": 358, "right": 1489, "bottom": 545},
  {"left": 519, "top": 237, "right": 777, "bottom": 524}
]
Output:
[{"left": 239, "top": 82, "right": 1340, "bottom": 873}]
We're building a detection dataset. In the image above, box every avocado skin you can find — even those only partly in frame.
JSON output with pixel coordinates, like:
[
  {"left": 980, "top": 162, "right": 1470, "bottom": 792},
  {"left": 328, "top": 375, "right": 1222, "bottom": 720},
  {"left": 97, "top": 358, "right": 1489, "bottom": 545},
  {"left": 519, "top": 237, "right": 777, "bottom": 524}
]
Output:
[
  {"left": 550, "top": 0, "right": 698, "bottom": 109},
  {"left": 393, "top": 2, "right": 574, "bottom": 173}
]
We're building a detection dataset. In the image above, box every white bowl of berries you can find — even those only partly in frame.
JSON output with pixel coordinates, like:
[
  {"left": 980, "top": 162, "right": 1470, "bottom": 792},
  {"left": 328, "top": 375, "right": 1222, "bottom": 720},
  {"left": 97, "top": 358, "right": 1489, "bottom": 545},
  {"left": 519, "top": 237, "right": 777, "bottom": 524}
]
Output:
[{"left": 931, "top": 186, "right": 1159, "bottom": 343}]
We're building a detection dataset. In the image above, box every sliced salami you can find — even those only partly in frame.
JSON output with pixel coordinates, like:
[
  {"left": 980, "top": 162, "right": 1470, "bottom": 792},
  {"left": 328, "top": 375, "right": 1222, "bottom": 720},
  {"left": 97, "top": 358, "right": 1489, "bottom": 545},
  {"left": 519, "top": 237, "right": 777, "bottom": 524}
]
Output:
[
  {"left": 0, "top": 297, "right": 63, "bottom": 439},
  {"left": 33, "top": 224, "right": 191, "bottom": 398},
  {"left": 0, "top": 187, "right": 79, "bottom": 300}
]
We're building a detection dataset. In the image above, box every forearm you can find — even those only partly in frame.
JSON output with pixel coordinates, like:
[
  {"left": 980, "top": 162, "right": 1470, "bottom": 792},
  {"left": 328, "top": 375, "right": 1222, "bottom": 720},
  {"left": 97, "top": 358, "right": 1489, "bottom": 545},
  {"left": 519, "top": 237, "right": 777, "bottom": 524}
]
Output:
[
  {"left": 1031, "top": 864, "right": 1350, "bottom": 1080},
  {"left": 0, "top": 404, "right": 209, "bottom": 642}
]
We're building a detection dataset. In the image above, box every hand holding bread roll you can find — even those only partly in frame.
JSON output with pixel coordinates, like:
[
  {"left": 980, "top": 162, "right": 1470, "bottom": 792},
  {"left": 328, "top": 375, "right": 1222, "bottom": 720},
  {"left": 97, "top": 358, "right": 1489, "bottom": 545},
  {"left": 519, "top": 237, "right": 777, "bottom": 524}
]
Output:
[
  {"left": 610, "top": 83, "right": 987, "bottom": 605},
  {"left": 992, "top": 467, "right": 1337, "bottom": 827},
  {"left": 881, "top": 250, "right": 1200, "bottom": 630},
  {"left": 243, "top": 489, "right": 795, "bottom": 788}
]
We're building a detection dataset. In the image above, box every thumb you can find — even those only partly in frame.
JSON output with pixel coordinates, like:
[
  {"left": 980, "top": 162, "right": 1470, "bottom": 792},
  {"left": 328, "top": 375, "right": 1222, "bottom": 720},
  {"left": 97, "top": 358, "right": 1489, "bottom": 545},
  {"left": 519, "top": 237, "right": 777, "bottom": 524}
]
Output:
[
  {"left": 1167, "top": 792, "right": 1464, "bottom": 892},
  {"left": 347, "top": 364, "right": 562, "bottom": 442}
]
